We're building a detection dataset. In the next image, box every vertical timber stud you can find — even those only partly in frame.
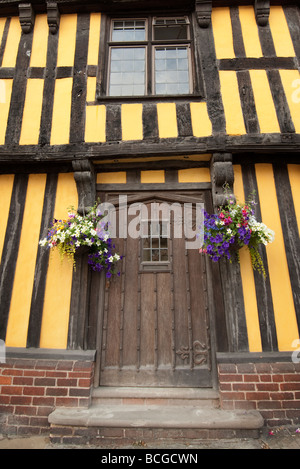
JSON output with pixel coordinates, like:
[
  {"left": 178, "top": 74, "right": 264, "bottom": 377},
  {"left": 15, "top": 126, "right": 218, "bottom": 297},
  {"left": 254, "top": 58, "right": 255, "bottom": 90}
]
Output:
[
  {"left": 255, "top": 0, "right": 270, "bottom": 26},
  {"left": 19, "top": 3, "right": 35, "bottom": 33},
  {"left": 210, "top": 154, "right": 248, "bottom": 352},
  {"left": 68, "top": 160, "right": 96, "bottom": 350},
  {"left": 47, "top": 2, "right": 60, "bottom": 34},
  {"left": 195, "top": 0, "right": 212, "bottom": 28}
]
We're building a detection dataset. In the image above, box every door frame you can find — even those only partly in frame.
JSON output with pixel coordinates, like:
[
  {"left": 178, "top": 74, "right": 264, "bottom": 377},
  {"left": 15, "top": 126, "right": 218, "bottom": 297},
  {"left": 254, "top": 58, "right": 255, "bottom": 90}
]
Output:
[{"left": 89, "top": 186, "right": 222, "bottom": 389}]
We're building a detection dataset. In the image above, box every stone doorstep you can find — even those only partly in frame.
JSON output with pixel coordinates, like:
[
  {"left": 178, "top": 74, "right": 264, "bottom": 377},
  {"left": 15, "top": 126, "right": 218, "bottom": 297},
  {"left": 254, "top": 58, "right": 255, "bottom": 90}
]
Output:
[
  {"left": 48, "top": 405, "right": 264, "bottom": 432},
  {"left": 91, "top": 386, "right": 221, "bottom": 407}
]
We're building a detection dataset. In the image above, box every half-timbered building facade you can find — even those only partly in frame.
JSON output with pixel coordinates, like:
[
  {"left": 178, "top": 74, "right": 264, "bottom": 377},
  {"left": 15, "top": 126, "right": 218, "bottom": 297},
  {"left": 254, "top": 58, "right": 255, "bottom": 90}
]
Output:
[{"left": 0, "top": 0, "right": 299, "bottom": 444}]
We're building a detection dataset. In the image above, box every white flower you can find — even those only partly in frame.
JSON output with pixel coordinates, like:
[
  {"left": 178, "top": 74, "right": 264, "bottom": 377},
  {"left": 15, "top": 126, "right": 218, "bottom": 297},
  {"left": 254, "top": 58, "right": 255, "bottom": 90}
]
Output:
[{"left": 226, "top": 228, "right": 232, "bottom": 234}]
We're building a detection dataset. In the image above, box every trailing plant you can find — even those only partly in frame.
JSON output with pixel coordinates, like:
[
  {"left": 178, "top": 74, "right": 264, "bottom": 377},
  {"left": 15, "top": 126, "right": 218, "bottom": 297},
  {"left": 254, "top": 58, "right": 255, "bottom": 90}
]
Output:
[
  {"left": 199, "top": 188, "right": 275, "bottom": 277},
  {"left": 39, "top": 201, "right": 121, "bottom": 278}
]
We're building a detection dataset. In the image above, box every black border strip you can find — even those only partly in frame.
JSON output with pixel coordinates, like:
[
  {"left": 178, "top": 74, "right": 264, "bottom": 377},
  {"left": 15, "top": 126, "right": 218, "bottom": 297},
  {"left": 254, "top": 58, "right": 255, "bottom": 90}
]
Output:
[
  {"left": 26, "top": 173, "right": 58, "bottom": 348},
  {"left": 241, "top": 163, "right": 278, "bottom": 352},
  {"left": 273, "top": 163, "right": 300, "bottom": 335},
  {"left": 0, "top": 174, "right": 28, "bottom": 341},
  {"left": 5, "top": 28, "right": 33, "bottom": 144},
  {"left": 69, "top": 13, "right": 90, "bottom": 143}
]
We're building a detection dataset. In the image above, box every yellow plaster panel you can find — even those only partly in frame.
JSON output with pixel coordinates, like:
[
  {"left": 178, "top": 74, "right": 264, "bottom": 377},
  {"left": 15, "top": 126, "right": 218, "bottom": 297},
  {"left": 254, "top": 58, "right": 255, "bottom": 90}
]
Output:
[
  {"left": 255, "top": 164, "right": 299, "bottom": 351},
  {"left": 30, "top": 14, "right": 48, "bottom": 67},
  {"left": 5, "top": 174, "right": 47, "bottom": 347},
  {"left": 87, "top": 76, "right": 97, "bottom": 102},
  {"left": 57, "top": 14, "right": 77, "bottom": 67},
  {"left": 279, "top": 70, "right": 300, "bottom": 133},
  {"left": 178, "top": 168, "right": 210, "bottom": 183},
  {"left": 40, "top": 173, "right": 78, "bottom": 349},
  {"left": 190, "top": 102, "right": 212, "bottom": 137},
  {"left": 233, "top": 165, "right": 262, "bottom": 352},
  {"left": 0, "top": 79, "right": 13, "bottom": 144},
  {"left": 211, "top": 7, "right": 235, "bottom": 59},
  {"left": 87, "top": 13, "right": 101, "bottom": 65},
  {"left": 249, "top": 70, "right": 280, "bottom": 133},
  {"left": 0, "top": 174, "right": 14, "bottom": 260},
  {"left": 141, "top": 170, "right": 165, "bottom": 183},
  {"left": 121, "top": 104, "right": 143, "bottom": 141},
  {"left": 269, "top": 6, "right": 296, "bottom": 57},
  {"left": 97, "top": 172, "right": 127, "bottom": 184},
  {"left": 157, "top": 103, "right": 178, "bottom": 138},
  {"left": 85, "top": 105, "right": 106, "bottom": 143},
  {"left": 238, "top": 6, "right": 263, "bottom": 58},
  {"left": 219, "top": 71, "right": 246, "bottom": 135},
  {"left": 50, "top": 78, "right": 73, "bottom": 145},
  {"left": 19, "top": 79, "right": 44, "bottom": 145},
  {"left": 288, "top": 164, "right": 300, "bottom": 232},
  {"left": 2, "top": 17, "right": 21, "bottom": 67}
]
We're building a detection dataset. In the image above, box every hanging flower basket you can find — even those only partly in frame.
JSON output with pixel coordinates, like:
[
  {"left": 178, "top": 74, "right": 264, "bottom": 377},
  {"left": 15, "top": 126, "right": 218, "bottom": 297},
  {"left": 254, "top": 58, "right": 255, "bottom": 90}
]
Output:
[
  {"left": 199, "top": 190, "right": 275, "bottom": 277},
  {"left": 39, "top": 201, "right": 121, "bottom": 278}
]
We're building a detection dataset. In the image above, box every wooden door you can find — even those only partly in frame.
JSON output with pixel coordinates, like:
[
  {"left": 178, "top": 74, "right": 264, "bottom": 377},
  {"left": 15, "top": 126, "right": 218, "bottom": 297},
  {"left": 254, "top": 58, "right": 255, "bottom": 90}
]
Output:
[{"left": 97, "top": 191, "right": 212, "bottom": 387}]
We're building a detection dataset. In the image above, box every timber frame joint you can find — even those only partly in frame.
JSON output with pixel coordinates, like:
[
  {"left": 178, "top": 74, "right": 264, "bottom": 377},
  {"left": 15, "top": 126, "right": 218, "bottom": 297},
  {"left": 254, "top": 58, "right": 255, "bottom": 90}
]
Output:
[
  {"left": 18, "top": 3, "right": 35, "bottom": 33},
  {"left": 72, "top": 159, "right": 96, "bottom": 216},
  {"left": 210, "top": 153, "right": 235, "bottom": 209},
  {"left": 255, "top": 0, "right": 270, "bottom": 26},
  {"left": 195, "top": 0, "right": 212, "bottom": 28},
  {"left": 47, "top": 2, "right": 60, "bottom": 34}
]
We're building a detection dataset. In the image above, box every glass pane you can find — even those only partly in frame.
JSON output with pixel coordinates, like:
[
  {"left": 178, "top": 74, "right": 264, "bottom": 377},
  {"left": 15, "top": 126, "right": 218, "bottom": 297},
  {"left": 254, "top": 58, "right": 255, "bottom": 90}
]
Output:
[
  {"left": 154, "top": 24, "right": 188, "bottom": 41},
  {"left": 161, "top": 249, "right": 168, "bottom": 261},
  {"left": 112, "top": 20, "right": 146, "bottom": 42},
  {"left": 154, "top": 46, "right": 190, "bottom": 95},
  {"left": 109, "top": 47, "right": 146, "bottom": 96},
  {"left": 143, "top": 249, "right": 151, "bottom": 262}
]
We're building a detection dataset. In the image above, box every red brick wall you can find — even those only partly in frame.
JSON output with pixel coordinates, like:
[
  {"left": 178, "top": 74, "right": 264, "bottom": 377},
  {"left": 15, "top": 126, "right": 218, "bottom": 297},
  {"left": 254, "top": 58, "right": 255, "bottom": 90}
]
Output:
[
  {"left": 218, "top": 361, "right": 300, "bottom": 427},
  {"left": 0, "top": 357, "right": 94, "bottom": 436}
]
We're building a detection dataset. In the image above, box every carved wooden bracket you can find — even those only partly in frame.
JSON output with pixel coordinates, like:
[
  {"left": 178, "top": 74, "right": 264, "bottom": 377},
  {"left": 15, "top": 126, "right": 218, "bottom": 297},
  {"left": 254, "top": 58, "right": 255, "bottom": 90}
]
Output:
[
  {"left": 255, "top": 0, "right": 270, "bottom": 26},
  {"left": 210, "top": 153, "right": 235, "bottom": 209},
  {"left": 47, "top": 2, "right": 60, "bottom": 34},
  {"left": 72, "top": 160, "right": 96, "bottom": 215},
  {"left": 18, "top": 3, "right": 35, "bottom": 33},
  {"left": 195, "top": 0, "right": 212, "bottom": 28}
]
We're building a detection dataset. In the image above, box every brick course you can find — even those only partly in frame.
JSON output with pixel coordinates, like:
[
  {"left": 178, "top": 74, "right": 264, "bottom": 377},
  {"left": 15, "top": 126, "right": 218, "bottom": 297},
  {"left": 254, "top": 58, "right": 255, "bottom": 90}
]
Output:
[
  {"left": 218, "top": 362, "right": 300, "bottom": 427},
  {"left": 0, "top": 358, "right": 94, "bottom": 436}
]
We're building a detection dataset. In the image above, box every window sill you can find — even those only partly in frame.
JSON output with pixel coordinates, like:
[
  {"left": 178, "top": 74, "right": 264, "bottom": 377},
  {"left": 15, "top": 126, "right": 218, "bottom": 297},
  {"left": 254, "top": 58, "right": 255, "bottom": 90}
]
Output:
[{"left": 89, "top": 93, "right": 204, "bottom": 105}]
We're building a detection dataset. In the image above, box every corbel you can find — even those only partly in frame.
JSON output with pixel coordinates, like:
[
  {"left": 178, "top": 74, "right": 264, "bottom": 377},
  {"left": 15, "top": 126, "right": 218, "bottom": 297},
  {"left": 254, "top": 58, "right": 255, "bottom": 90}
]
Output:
[
  {"left": 72, "top": 160, "right": 96, "bottom": 215},
  {"left": 254, "top": 0, "right": 270, "bottom": 26},
  {"left": 18, "top": 3, "right": 35, "bottom": 33},
  {"left": 210, "top": 153, "right": 235, "bottom": 209},
  {"left": 47, "top": 2, "right": 60, "bottom": 34},
  {"left": 195, "top": 0, "right": 212, "bottom": 28}
]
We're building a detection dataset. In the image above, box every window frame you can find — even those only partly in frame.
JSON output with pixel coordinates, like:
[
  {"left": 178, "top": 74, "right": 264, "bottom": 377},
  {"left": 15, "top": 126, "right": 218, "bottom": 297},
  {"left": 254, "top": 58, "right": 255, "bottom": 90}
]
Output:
[{"left": 96, "top": 13, "right": 202, "bottom": 101}]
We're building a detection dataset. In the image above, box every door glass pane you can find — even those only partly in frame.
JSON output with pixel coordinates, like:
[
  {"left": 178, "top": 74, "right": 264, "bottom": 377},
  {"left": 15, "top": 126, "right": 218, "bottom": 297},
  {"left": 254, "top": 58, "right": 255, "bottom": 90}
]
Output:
[
  {"left": 109, "top": 47, "right": 146, "bottom": 96},
  {"left": 141, "top": 220, "right": 169, "bottom": 263},
  {"left": 154, "top": 46, "right": 190, "bottom": 95}
]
